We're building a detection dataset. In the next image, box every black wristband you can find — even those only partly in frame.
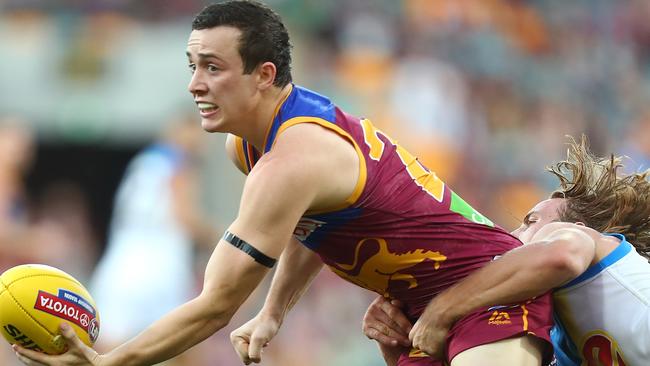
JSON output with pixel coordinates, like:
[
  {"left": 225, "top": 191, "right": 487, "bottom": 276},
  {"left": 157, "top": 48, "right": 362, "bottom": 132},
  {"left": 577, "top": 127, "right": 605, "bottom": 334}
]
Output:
[{"left": 222, "top": 231, "right": 277, "bottom": 268}]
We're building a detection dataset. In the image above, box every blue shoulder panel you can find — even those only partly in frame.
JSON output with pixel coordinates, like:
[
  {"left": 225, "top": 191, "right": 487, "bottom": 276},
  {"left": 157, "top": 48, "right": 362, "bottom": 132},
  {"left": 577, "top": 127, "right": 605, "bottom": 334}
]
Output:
[{"left": 264, "top": 85, "right": 337, "bottom": 153}]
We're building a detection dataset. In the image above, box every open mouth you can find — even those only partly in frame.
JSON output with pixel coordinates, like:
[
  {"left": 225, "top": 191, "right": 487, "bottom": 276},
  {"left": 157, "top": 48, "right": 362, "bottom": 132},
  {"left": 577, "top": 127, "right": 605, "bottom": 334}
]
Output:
[{"left": 197, "top": 102, "right": 219, "bottom": 114}]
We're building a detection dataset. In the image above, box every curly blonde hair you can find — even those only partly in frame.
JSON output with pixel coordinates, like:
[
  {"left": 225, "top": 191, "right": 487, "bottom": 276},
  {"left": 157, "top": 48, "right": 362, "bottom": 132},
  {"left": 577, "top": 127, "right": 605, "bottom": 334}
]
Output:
[{"left": 548, "top": 136, "right": 650, "bottom": 259}]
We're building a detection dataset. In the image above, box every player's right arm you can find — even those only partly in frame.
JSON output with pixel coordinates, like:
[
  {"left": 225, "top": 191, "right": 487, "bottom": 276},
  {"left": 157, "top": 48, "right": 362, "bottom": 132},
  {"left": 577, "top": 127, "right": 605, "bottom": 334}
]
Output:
[{"left": 13, "top": 133, "right": 324, "bottom": 366}]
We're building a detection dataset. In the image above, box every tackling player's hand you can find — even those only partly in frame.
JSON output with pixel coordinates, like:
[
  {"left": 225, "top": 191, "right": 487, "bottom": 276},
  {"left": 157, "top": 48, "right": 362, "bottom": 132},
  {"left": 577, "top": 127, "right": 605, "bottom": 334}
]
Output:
[
  {"left": 362, "top": 296, "right": 411, "bottom": 366},
  {"left": 362, "top": 296, "right": 411, "bottom": 348},
  {"left": 408, "top": 309, "right": 450, "bottom": 360},
  {"left": 230, "top": 315, "right": 280, "bottom": 364},
  {"left": 13, "top": 323, "right": 104, "bottom": 366}
]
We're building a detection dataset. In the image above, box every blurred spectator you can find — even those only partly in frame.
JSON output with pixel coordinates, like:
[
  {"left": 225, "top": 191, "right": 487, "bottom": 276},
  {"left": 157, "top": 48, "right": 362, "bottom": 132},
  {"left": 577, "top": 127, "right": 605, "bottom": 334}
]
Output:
[
  {"left": 28, "top": 181, "right": 98, "bottom": 281},
  {"left": 89, "top": 114, "right": 219, "bottom": 365},
  {"left": 0, "top": 118, "right": 37, "bottom": 271},
  {"left": 622, "top": 109, "right": 650, "bottom": 171},
  {"left": 0, "top": 118, "right": 36, "bottom": 366}
]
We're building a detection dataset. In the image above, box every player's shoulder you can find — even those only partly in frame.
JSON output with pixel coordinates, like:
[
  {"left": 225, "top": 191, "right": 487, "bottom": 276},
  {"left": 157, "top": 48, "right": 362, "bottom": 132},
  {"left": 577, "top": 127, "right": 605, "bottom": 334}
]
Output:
[
  {"left": 252, "top": 123, "right": 355, "bottom": 185},
  {"left": 271, "top": 122, "right": 353, "bottom": 164},
  {"left": 225, "top": 133, "right": 253, "bottom": 175}
]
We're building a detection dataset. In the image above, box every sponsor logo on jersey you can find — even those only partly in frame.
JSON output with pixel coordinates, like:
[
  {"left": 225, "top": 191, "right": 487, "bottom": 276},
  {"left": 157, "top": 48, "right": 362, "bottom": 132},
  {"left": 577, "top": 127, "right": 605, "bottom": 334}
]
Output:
[
  {"left": 488, "top": 310, "right": 512, "bottom": 325},
  {"left": 293, "top": 217, "right": 326, "bottom": 241},
  {"left": 34, "top": 290, "right": 99, "bottom": 340}
]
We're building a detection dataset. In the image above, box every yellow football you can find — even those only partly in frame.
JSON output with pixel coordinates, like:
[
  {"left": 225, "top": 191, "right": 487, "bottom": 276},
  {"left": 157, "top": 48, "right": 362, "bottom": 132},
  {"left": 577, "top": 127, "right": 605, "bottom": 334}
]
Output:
[{"left": 0, "top": 264, "right": 100, "bottom": 354}]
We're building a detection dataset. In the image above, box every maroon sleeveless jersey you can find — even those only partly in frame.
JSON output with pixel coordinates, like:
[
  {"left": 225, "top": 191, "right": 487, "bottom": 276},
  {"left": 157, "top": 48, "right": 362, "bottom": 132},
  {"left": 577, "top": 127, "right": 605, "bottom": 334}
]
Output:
[{"left": 233, "top": 84, "right": 526, "bottom": 321}]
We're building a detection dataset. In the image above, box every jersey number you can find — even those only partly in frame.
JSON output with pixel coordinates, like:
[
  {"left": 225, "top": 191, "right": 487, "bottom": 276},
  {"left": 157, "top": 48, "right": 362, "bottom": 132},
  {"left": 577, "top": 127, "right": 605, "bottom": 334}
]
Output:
[
  {"left": 360, "top": 119, "right": 445, "bottom": 202},
  {"left": 582, "top": 334, "right": 627, "bottom": 366}
]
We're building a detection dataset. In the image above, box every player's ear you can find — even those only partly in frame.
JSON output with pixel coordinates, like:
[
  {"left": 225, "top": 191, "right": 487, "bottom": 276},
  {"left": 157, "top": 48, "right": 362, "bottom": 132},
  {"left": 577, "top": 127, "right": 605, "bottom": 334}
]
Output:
[
  {"left": 575, "top": 222, "right": 586, "bottom": 227},
  {"left": 257, "top": 61, "right": 277, "bottom": 90}
]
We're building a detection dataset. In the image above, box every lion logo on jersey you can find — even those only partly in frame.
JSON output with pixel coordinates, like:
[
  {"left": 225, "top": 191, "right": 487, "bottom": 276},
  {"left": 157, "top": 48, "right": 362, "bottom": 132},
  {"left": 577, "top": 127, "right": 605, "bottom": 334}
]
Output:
[{"left": 328, "top": 237, "right": 447, "bottom": 294}]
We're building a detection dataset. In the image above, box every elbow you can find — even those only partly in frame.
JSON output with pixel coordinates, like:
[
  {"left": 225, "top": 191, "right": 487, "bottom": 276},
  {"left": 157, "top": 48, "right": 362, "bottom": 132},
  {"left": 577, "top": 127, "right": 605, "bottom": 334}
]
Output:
[
  {"left": 205, "top": 309, "right": 232, "bottom": 331},
  {"left": 196, "top": 291, "right": 237, "bottom": 331},
  {"left": 544, "top": 239, "right": 593, "bottom": 282}
]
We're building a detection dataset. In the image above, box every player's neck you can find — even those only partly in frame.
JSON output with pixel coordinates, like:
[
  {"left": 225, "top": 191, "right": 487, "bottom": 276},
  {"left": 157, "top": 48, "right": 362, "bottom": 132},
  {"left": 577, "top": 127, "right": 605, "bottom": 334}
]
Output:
[{"left": 245, "top": 83, "right": 292, "bottom": 152}]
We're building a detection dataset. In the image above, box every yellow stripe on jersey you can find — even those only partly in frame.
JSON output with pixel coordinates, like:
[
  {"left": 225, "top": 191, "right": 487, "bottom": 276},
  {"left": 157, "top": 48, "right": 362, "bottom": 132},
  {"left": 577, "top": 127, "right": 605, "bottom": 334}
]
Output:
[
  {"left": 360, "top": 118, "right": 385, "bottom": 161},
  {"left": 274, "top": 117, "right": 368, "bottom": 215},
  {"left": 233, "top": 135, "right": 250, "bottom": 175},
  {"left": 408, "top": 348, "right": 430, "bottom": 358},
  {"left": 359, "top": 118, "right": 445, "bottom": 202},
  {"left": 521, "top": 304, "right": 529, "bottom": 331}
]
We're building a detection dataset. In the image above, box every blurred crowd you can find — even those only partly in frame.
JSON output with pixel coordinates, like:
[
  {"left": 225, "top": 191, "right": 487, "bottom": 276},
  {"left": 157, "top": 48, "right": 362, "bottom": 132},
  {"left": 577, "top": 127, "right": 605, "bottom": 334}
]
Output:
[{"left": 1, "top": 1, "right": 650, "bottom": 365}]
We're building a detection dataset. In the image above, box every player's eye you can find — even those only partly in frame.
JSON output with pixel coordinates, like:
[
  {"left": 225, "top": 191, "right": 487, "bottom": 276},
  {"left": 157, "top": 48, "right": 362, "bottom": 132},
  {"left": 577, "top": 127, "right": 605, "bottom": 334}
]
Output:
[
  {"left": 526, "top": 217, "right": 538, "bottom": 226},
  {"left": 523, "top": 215, "right": 535, "bottom": 226},
  {"left": 207, "top": 64, "right": 219, "bottom": 72},
  {"left": 188, "top": 63, "right": 196, "bottom": 74}
]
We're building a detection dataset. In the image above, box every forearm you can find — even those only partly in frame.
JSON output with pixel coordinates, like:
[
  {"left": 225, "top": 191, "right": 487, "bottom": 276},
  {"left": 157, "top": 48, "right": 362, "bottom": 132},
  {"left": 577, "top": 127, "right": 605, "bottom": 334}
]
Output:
[
  {"left": 103, "top": 296, "right": 229, "bottom": 366},
  {"left": 104, "top": 240, "right": 270, "bottom": 366},
  {"left": 423, "top": 233, "right": 595, "bottom": 327},
  {"left": 378, "top": 343, "right": 402, "bottom": 366},
  {"left": 259, "top": 238, "right": 323, "bottom": 323},
  {"left": 426, "top": 246, "right": 551, "bottom": 327}
]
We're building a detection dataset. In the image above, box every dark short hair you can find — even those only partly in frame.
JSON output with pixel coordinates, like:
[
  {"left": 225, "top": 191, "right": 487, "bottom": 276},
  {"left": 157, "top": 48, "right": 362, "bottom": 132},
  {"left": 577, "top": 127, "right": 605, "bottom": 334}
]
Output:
[{"left": 192, "top": 1, "right": 292, "bottom": 87}]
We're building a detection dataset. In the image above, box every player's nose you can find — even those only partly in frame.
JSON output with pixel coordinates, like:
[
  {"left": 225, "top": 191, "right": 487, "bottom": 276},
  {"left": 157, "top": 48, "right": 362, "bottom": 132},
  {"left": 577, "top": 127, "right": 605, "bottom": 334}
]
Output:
[{"left": 188, "top": 71, "right": 208, "bottom": 95}]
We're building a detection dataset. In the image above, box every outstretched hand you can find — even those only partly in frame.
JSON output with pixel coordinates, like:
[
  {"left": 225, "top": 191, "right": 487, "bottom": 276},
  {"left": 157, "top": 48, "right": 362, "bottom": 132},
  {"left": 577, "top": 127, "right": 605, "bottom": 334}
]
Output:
[
  {"left": 13, "top": 323, "right": 102, "bottom": 366},
  {"left": 230, "top": 316, "right": 280, "bottom": 365}
]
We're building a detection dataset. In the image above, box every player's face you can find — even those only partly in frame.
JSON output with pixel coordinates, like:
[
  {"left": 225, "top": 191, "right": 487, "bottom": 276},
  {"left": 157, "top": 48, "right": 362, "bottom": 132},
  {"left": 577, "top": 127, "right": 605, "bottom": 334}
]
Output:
[
  {"left": 511, "top": 198, "right": 566, "bottom": 244},
  {"left": 186, "top": 26, "right": 259, "bottom": 134}
]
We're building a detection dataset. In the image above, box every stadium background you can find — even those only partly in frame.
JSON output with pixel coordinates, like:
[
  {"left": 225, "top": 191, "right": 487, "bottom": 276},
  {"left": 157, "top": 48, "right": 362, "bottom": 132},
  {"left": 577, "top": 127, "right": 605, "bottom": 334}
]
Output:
[{"left": 1, "top": 0, "right": 649, "bottom": 365}]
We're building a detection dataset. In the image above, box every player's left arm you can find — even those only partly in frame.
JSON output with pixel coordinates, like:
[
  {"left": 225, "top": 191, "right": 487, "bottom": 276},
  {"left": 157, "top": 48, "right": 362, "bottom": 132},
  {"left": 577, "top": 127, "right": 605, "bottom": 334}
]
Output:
[
  {"left": 13, "top": 132, "right": 326, "bottom": 366},
  {"left": 230, "top": 237, "right": 324, "bottom": 364},
  {"left": 409, "top": 222, "right": 597, "bottom": 358}
]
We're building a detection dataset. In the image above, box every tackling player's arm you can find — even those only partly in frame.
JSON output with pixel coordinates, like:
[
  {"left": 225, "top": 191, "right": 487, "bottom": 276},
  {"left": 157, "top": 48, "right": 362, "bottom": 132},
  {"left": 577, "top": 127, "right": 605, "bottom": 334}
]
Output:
[
  {"left": 408, "top": 223, "right": 597, "bottom": 358},
  {"left": 13, "top": 131, "right": 328, "bottom": 366}
]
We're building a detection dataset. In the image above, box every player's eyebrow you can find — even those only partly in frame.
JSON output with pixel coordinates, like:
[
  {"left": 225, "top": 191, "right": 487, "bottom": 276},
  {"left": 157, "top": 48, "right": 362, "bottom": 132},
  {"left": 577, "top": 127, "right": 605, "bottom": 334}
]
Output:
[{"left": 186, "top": 51, "right": 222, "bottom": 61}]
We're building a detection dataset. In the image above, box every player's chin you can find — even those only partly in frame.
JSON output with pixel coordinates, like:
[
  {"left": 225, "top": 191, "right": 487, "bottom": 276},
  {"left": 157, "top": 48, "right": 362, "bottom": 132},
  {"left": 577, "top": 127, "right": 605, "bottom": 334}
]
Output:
[{"left": 200, "top": 118, "right": 225, "bottom": 133}]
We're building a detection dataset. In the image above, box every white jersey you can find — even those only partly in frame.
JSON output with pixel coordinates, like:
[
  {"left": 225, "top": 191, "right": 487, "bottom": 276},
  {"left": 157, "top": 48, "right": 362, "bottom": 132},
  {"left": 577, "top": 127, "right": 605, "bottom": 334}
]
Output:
[
  {"left": 90, "top": 144, "right": 195, "bottom": 341},
  {"left": 551, "top": 234, "right": 650, "bottom": 366}
]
